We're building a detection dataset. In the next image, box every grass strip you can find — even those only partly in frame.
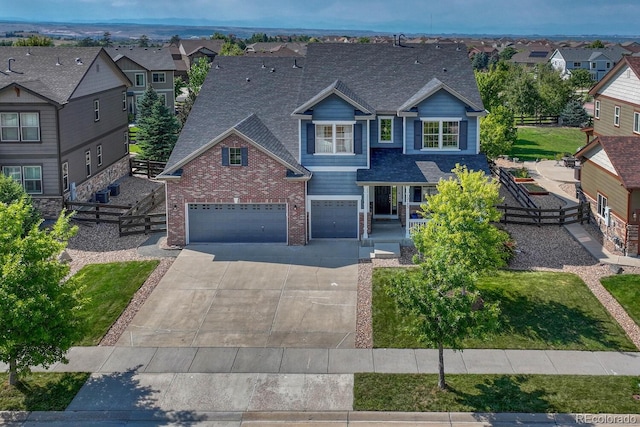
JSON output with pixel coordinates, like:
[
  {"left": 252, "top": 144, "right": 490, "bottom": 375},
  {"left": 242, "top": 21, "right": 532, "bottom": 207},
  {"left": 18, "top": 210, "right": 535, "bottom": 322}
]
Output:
[{"left": 0, "top": 373, "right": 89, "bottom": 411}]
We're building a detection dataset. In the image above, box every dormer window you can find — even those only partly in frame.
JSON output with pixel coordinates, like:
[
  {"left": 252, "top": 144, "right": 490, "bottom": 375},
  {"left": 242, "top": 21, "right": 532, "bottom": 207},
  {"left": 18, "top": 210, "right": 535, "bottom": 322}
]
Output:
[{"left": 378, "top": 117, "right": 393, "bottom": 143}]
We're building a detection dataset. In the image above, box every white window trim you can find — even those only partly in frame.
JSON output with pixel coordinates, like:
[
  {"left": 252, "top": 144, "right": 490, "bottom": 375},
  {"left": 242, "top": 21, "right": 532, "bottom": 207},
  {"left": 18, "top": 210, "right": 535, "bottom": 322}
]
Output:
[
  {"left": 122, "top": 91, "right": 127, "bottom": 111},
  {"left": 419, "top": 117, "right": 462, "bottom": 150},
  {"left": 97, "top": 144, "right": 103, "bottom": 167},
  {"left": 62, "top": 161, "right": 69, "bottom": 192},
  {"left": 229, "top": 147, "right": 242, "bottom": 166},
  {"left": 94, "top": 100, "right": 100, "bottom": 122},
  {"left": 134, "top": 73, "right": 145, "bottom": 87},
  {"left": 0, "top": 112, "right": 40, "bottom": 142},
  {"left": 152, "top": 72, "right": 166, "bottom": 83},
  {"left": 614, "top": 106, "right": 620, "bottom": 127},
  {"left": 21, "top": 165, "right": 42, "bottom": 195},
  {"left": 124, "top": 131, "right": 129, "bottom": 154},
  {"left": 158, "top": 93, "right": 167, "bottom": 107},
  {"left": 313, "top": 121, "right": 356, "bottom": 155},
  {"left": 378, "top": 116, "right": 394, "bottom": 143},
  {"left": 597, "top": 193, "right": 608, "bottom": 218},
  {"left": 85, "top": 150, "right": 91, "bottom": 178},
  {"left": 594, "top": 100, "right": 600, "bottom": 119},
  {"left": 634, "top": 112, "right": 640, "bottom": 134}
]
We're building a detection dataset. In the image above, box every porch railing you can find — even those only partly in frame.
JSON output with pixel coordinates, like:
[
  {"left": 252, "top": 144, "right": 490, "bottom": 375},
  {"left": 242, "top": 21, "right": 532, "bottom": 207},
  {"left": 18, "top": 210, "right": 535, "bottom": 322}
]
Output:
[{"left": 406, "top": 202, "right": 429, "bottom": 236}]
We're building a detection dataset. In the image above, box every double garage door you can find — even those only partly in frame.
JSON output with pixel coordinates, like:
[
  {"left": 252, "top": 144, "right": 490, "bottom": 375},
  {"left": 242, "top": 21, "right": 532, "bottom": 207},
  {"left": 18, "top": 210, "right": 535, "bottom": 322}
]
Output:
[
  {"left": 188, "top": 203, "right": 287, "bottom": 243},
  {"left": 310, "top": 200, "right": 358, "bottom": 238}
]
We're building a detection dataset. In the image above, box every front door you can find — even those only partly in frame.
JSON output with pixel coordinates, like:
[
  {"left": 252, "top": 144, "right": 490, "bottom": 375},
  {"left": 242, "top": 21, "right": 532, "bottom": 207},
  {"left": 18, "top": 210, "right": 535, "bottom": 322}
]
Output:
[{"left": 374, "top": 186, "right": 397, "bottom": 217}]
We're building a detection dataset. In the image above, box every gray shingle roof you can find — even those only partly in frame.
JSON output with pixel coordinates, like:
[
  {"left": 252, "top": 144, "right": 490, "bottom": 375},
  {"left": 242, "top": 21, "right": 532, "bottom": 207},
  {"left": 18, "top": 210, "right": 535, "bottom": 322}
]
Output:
[
  {"left": 554, "top": 47, "right": 629, "bottom": 63},
  {"left": 179, "top": 39, "right": 225, "bottom": 56},
  {"left": 298, "top": 43, "right": 484, "bottom": 113},
  {"left": 165, "top": 43, "right": 485, "bottom": 174},
  {"left": 105, "top": 46, "right": 175, "bottom": 71},
  {"left": 357, "top": 148, "right": 490, "bottom": 184},
  {"left": 293, "top": 79, "right": 375, "bottom": 115},
  {"left": 0, "top": 46, "right": 106, "bottom": 104},
  {"left": 164, "top": 56, "right": 306, "bottom": 172}
]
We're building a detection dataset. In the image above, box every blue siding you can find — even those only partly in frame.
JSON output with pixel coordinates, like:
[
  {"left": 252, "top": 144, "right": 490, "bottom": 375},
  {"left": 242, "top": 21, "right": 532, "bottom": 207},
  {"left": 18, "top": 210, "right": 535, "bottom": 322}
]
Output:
[
  {"left": 307, "top": 171, "right": 362, "bottom": 196},
  {"left": 312, "top": 95, "right": 354, "bottom": 121},
  {"left": 405, "top": 90, "right": 478, "bottom": 155},
  {"left": 370, "top": 116, "right": 403, "bottom": 148}
]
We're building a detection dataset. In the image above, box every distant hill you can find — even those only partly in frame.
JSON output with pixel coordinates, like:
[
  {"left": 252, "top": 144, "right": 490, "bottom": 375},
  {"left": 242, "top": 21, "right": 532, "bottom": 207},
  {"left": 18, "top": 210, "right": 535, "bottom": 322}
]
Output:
[{"left": 1, "top": 19, "right": 638, "bottom": 43}]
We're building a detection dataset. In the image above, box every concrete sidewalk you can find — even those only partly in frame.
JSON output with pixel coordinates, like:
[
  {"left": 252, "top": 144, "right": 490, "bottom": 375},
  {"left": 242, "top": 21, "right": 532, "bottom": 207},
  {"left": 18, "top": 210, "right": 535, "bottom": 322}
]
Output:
[{"left": 6, "top": 346, "right": 640, "bottom": 376}]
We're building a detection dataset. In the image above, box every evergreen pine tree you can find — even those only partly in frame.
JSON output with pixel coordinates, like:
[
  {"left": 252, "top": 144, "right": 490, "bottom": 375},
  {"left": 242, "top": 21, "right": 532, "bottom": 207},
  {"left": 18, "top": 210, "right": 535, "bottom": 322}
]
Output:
[{"left": 137, "top": 100, "right": 180, "bottom": 162}]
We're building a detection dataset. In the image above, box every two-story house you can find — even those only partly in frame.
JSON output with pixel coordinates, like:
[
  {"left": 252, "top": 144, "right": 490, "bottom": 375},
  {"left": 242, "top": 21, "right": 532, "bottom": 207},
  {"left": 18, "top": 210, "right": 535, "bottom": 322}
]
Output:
[
  {"left": 168, "top": 39, "right": 224, "bottom": 82},
  {"left": 105, "top": 46, "right": 176, "bottom": 116},
  {"left": 157, "top": 43, "right": 488, "bottom": 246},
  {"left": 0, "top": 46, "right": 132, "bottom": 217},
  {"left": 549, "top": 46, "right": 629, "bottom": 81},
  {"left": 574, "top": 56, "right": 640, "bottom": 257}
]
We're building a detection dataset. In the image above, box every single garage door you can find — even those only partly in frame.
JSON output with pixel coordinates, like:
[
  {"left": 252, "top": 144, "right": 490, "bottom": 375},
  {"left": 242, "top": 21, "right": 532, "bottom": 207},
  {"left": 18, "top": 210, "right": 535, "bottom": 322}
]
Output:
[
  {"left": 188, "top": 203, "right": 287, "bottom": 243},
  {"left": 311, "top": 200, "right": 358, "bottom": 238}
]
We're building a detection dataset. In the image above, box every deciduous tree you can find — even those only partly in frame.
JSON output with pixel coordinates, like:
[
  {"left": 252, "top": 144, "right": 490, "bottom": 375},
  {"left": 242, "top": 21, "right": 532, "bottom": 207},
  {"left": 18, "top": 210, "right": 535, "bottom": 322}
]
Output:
[
  {"left": 14, "top": 35, "right": 53, "bottom": 46},
  {"left": 480, "top": 106, "right": 518, "bottom": 159},
  {"left": 0, "top": 174, "right": 41, "bottom": 235},
  {"left": 387, "top": 166, "right": 509, "bottom": 390},
  {"left": 0, "top": 200, "right": 81, "bottom": 386}
]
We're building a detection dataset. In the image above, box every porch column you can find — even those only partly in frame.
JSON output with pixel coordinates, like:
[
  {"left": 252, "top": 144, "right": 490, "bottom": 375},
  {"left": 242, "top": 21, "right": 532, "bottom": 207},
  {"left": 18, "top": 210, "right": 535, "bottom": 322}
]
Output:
[
  {"left": 363, "top": 185, "right": 369, "bottom": 239},
  {"left": 405, "top": 186, "right": 411, "bottom": 238}
]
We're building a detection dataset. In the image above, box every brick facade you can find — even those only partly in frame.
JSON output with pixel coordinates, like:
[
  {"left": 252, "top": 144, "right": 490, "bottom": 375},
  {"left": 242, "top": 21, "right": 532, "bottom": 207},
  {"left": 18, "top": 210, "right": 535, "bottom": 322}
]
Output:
[{"left": 165, "top": 134, "right": 307, "bottom": 246}]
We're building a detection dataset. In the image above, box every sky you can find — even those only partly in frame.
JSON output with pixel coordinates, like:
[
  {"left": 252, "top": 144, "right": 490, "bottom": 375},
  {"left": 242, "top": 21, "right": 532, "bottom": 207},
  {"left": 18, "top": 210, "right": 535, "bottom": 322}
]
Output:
[{"left": 3, "top": 0, "right": 640, "bottom": 36}]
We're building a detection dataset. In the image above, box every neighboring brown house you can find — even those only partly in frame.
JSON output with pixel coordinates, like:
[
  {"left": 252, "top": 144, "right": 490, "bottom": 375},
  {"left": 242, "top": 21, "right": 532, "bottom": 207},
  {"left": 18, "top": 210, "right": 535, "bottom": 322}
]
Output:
[
  {"left": 574, "top": 55, "right": 640, "bottom": 257},
  {"left": 0, "top": 47, "right": 131, "bottom": 217},
  {"left": 169, "top": 39, "right": 224, "bottom": 81},
  {"left": 575, "top": 137, "right": 640, "bottom": 256},
  {"left": 509, "top": 46, "right": 554, "bottom": 68}
]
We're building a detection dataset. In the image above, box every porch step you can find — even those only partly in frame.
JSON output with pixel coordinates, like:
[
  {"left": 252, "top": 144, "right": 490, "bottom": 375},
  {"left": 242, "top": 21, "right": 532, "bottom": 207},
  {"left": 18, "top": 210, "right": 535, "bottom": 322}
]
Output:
[{"left": 372, "top": 243, "right": 400, "bottom": 259}]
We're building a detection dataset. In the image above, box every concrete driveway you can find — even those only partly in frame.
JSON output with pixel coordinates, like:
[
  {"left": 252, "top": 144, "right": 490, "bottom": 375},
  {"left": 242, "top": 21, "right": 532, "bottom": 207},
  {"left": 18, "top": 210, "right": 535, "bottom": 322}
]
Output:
[{"left": 117, "top": 241, "right": 359, "bottom": 348}]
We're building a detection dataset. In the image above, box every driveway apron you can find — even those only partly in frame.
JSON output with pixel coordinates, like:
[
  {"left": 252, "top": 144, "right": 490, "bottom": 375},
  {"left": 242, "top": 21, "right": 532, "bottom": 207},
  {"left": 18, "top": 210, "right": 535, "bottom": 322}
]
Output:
[{"left": 117, "top": 241, "right": 359, "bottom": 348}]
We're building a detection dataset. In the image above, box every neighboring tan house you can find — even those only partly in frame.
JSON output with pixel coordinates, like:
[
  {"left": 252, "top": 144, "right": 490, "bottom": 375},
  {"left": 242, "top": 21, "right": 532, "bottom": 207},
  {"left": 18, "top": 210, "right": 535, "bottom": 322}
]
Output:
[
  {"left": 168, "top": 39, "right": 224, "bottom": 81},
  {"left": 157, "top": 43, "right": 488, "bottom": 246},
  {"left": 549, "top": 46, "right": 629, "bottom": 81},
  {"left": 574, "top": 56, "right": 640, "bottom": 257},
  {"left": 0, "top": 46, "right": 131, "bottom": 217},
  {"left": 105, "top": 46, "right": 176, "bottom": 116},
  {"left": 575, "top": 137, "right": 640, "bottom": 256}
]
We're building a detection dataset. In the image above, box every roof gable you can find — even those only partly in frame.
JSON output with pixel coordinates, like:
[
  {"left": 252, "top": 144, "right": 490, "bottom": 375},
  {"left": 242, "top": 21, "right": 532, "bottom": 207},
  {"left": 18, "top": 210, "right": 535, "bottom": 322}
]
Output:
[
  {"left": 577, "top": 136, "right": 640, "bottom": 189},
  {"left": 292, "top": 79, "right": 375, "bottom": 116},
  {"left": 161, "top": 113, "right": 310, "bottom": 179},
  {"left": 397, "top": 77, "right": 484, "bottom": 115}
]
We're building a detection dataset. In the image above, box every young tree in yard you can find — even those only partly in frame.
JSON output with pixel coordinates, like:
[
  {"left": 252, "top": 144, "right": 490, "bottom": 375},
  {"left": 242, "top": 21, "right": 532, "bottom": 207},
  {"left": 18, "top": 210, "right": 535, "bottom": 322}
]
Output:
[
  {"left": 220, "top": 40, "right": 243, "bottom": 56},
  {"left": 504, "top": 68, "right": 540, "bottom": 119},
  {"left": 480, "top": 106, "right": 518, "bottom": 159},
  {"left": 187, "top": 57, "right": 212, "bottom": 96},
  {"left": 0, "top": 200, "right": 81, "bottom": 386},
  {"left": 136, "top": 98, "right": 180, "bottom": 162},
  {"left": 0, "top": 174, "right": 41, "bottom": 234},
  {"left": 386, "top": 166, "right": 509, "bottom": 390},
  {"left": 560, "top": 100, "right": 590, "bottom": 127},
  {"left": 386, "top": 259, "right": 500, "bottom": 390}
]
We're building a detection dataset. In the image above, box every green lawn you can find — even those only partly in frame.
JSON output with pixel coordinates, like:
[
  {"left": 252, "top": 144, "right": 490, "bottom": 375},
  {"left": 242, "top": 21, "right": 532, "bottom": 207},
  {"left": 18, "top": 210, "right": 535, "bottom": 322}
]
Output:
[
  {"left": 129, "top": 143, "right": 142, "bottom": 154},
  {"left": 72, "top": 260, "right": 159, "bottom": 346},
  {"left": 373, "top": 269, "right": 635, "bottom": 351},
  {"left": 601, "top": 275, "right": 640, "bottom": 327},
  {"left": 354, "top": 373, "right": 640, "bottom": 413},
  {"left": 509, "top": 126, "right": 585, "bottom": 161},
  {"left": 0, "top": 373, "right": 89, "bottom": 411}
]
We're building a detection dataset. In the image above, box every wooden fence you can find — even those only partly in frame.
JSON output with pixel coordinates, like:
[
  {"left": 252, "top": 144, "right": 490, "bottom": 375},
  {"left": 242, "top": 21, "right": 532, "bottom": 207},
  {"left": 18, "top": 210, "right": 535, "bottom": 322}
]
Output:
[
  {"left": 123, "top": 185, "right": 165, "bottom": 217},
  {"left": 118, "top": 213, "right": 167, "bottom": 236},
  {"left": 64, "top": 201, "right": 131, "bottom": 224},
  {"left": 495, "top": 166, "right": 539, "bottom": 211},
  {"left": 497, "top": 203, "right": 591, "bottom": 226},
  {"left": 515, "top": 115, "right": 559, "bottom": 126},
  {"left": 130, "top": 158, "right": 166, "bottom": 178}
]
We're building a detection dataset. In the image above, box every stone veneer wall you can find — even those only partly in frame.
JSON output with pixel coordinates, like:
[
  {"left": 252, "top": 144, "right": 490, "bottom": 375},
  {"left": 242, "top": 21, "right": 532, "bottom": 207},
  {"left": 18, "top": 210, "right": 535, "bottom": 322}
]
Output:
[
  {"left": 359, "top": 212, "right": 372, "bottom": 236},
  {"left": 70, "top": 156, "right": 131, "bottom": 203},
  {"left": 31, "top": 156, "right": 130, "bottom": 219},
  {"left": 583, "top": 192, "right": 633, "bottom": 256}
]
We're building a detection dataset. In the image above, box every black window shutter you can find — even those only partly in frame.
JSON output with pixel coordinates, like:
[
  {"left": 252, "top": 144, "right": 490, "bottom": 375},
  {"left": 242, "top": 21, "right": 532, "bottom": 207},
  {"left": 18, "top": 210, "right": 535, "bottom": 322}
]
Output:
[
  {"left": 241, "top": 147, "right": 248, "bottom": 166},
  {"left": 459, "top": 120, "right": 468, "bottom": 150},
  {"left": 221, "top": 147, "right": 229, "bottom": 166},
  {"left": 306, "top": 123, "right": 315, "bottom": 154},
  {"left": 354, "top": 123, "right": 363, "bottom": 154},
  {"left": 413, "top": 120, "right": 422, "bottom": 150}
]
